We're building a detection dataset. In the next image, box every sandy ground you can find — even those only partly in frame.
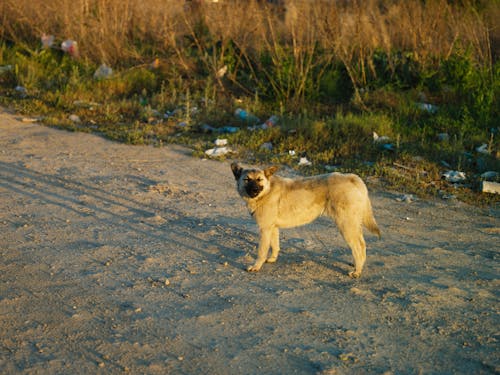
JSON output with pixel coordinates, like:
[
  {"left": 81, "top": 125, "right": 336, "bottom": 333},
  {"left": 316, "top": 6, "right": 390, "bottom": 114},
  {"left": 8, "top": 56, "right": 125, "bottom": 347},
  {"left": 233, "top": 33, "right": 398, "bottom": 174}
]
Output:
[{"left": 0, "top": 108, "right": 498, "bottom": 374}]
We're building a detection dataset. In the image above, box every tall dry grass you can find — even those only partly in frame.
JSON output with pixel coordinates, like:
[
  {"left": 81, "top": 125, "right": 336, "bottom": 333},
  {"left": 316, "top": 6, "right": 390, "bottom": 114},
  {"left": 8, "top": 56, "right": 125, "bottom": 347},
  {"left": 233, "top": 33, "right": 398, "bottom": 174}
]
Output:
[{"left": 0, "top": 0, "right": 497, "bottom": 101}]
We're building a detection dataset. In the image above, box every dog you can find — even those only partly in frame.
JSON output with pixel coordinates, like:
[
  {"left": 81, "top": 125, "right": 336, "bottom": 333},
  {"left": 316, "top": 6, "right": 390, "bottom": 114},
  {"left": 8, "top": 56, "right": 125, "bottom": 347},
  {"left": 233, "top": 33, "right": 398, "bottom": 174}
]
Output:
[{"left": 231, "top": 162, "right": 380, "bottom": 278}]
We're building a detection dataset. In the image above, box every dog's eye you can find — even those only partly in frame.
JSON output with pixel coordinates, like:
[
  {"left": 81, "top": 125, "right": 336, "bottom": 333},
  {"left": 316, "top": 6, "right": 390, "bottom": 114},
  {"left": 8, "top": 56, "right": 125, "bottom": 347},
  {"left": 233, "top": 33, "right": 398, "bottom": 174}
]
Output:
[{"left": 257, "top": 177, "right": 263, "bottom": 182}]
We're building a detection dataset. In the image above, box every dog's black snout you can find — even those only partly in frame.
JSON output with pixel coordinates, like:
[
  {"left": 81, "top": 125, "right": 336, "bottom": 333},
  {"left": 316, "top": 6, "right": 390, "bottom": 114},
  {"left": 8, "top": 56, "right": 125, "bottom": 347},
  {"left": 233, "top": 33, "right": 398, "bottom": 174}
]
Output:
[{"left": 246, "top": 180, "right": 263, "bottom": 197}]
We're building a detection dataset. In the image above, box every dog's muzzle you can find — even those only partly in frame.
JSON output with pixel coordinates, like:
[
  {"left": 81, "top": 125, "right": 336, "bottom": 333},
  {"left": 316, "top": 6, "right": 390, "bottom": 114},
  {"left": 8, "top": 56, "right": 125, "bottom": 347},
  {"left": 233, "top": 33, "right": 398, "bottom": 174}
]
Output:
[{"left": 245, "top": 181, "right": 263, "bottom": 198}]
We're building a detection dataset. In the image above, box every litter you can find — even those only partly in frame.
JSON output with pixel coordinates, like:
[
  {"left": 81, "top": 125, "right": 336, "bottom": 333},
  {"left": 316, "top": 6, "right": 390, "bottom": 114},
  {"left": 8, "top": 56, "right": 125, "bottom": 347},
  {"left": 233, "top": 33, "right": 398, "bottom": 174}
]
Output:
[
  {"left": 441, "top": 193, "right": 457, "bottom": 200},
  {"left": 480, "top": 171, "right": 499, "bottom": 180},
  {"left": 15, "top": 86, "right": 27, "bottom": 98},
  {"left": 216, "top": 65, "right": 228, "bottom": 78},
  {"left": 93, "top": 64, "right": 113, "bottom": 80},
  {"left": 442, "top": 170, "right": 466, "bottom": 183},
  {"left": 262, "top": 115, "right": 279, "bottom": 129},
  {"left": 234, "top": 108, "right": 259, "bottom": 124},
  {"left": 260, "top": 142, "right": 273, "bottom": 152},
  {"left": 69, "top": 114, "right": 81, "bottom": 123},
  {"left": 476, "top": 144, "right": 489, "bottom": 154},
  {"left": 373, "top": 132, "right": 395, "bottom": 150},
  {"left": 382, "top": 143, "right": 395, "bottom": 151},
  {"left": 416, "top": 102, "right": 438, "bottom": 113},
  {"left": 373, "top": 132, "right": 390, "bottom": 143},
  {"left": 482, "top": 181, "right": 500, "bottom": 195},
  {"left": 441, "top": 160, "right": 452, "bottom": 168},
  {"left": 214, "top": 138, "right": 227, "bottom": 147},
  {"left": 61, "top": 40, "right": 79, "bottom": 57},
  {"left": 437, "top": 133, "right": 449, "bottom": 142},
  {"left": 298, "top": 157, "right": 312, "bottom": 166},
  {"left": 201, "top": 124, "right": 216, "bottom": 132},
  {"left": 150, "top": 58, "right": 160, "bottom": 69},
  {"left": 324, "top": 165, "right": 340, "bottom": 172},
  {"left": 21, "top": 117, "right": 43, "bottom": 123},
  {"left": 396, "top": 194, "right": 416, "bottom": 203},
  {"left": 218, "top": 126, "right": 239, "bottom": 134},
  {"left": 0, "top": 65, "right": 13, "bottom": 74},
  {"left": 205, "top": 147, "right": 231, "bottom": 157},
  {"left": 289, "top": 150, "right": 296, "bottom": 156},
  {"left": 41, "top": 34, "right": 54, "bottom": 49}
]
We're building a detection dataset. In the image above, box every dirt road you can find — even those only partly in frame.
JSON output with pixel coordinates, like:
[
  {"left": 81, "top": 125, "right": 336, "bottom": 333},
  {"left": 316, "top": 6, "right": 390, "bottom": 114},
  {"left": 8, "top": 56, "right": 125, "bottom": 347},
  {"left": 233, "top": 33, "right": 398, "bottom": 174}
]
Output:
[{"left": 0, "top": 108, "right": 498, "bottom": 374}]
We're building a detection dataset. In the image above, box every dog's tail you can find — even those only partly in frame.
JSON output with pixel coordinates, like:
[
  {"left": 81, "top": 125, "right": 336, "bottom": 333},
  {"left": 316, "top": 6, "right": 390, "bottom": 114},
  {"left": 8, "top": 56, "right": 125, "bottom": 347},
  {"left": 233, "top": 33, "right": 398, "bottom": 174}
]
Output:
[{"left": 363, "top": 200, "right": 381, "bottom": 238}]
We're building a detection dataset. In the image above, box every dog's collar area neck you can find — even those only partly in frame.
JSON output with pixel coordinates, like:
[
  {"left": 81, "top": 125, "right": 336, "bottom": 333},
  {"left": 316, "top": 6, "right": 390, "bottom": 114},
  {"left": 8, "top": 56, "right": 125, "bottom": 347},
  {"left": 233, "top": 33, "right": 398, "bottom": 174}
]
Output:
[{"left": 246, "top": 198, "right": 261, "bottom": 217}]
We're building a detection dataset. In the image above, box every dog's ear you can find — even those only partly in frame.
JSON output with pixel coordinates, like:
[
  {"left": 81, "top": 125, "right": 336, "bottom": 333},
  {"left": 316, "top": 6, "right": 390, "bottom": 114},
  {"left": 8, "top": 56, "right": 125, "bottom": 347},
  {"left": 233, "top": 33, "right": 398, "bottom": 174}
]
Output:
[
  {"left": 231, "top": 162, "right": 243, "bottom": 180},
  {"left": 264, "top": 165, "right": 279, "bottom": 178}
]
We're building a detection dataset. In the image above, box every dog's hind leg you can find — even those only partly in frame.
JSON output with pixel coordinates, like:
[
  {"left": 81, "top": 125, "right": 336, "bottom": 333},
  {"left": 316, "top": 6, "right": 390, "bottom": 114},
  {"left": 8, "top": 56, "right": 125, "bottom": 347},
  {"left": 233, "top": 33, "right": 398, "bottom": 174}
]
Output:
[
  {"left": 335, "top": 218, "right": 367, "bottom": 278},
  {"left": 266, "top": 227, "right": 280, "bottom": 263}
]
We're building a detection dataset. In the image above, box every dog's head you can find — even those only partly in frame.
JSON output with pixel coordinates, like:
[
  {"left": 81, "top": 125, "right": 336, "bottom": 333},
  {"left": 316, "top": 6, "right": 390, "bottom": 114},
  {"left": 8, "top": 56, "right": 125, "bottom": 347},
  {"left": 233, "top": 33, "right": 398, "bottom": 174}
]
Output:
[{"left": 231, "top": 162, "right": 278, "bottom": 200}]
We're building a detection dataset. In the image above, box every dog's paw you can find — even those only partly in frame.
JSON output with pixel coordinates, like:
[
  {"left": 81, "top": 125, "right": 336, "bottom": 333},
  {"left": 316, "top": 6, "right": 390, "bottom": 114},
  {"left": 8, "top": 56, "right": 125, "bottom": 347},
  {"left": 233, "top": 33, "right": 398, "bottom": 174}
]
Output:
[
  {"left": 266, "top": 257, "right": 278, "bottom": 263},
  {"left": 247, "top": 264, "right": 262, "bottom": 272},
  {"left": 348, "top": 271, "right": 361, "bottom": 279}
]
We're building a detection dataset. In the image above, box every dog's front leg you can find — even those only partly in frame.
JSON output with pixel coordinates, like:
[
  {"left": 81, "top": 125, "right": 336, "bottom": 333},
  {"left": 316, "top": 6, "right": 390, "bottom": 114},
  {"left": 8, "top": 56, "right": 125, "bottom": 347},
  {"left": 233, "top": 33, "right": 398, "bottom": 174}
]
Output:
[
  {"left": 266, "top": 227, "right": 280, "bottom": 263},
  {"left": 247, "top": 227, "right": 273, "bottom": 272}
]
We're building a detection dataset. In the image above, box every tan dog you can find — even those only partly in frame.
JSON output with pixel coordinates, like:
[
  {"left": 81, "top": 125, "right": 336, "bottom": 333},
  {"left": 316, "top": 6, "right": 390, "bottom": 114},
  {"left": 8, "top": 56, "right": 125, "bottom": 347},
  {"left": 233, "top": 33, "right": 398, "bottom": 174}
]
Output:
[{"left": 231, "top": 162, "right": 380, "bottom": 278}]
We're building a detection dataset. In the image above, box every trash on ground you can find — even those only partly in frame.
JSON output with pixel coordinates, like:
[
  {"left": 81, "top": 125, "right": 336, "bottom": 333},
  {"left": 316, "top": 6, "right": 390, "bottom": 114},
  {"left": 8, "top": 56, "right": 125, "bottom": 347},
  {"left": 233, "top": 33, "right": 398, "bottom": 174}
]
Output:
[
  {"left": 482, "top": 181, "right": 500, "bottom": 195},
  {"left": 373, "top": 132, "right": 390, "bottom": 143},
  {"left": 288, "top": 150, "right": 296, "bottom": 156},
  {"left": 93, "top": 64, "right": 113, "bottom": 80},
  {"left": 443, "top": 194, "right": 457, "bottom": 200},
  {"left": 260, "top": 142, "right": 273, "bottom": 151},
  {"left": 69, "top": 114, "right": 81, "bottom": 123},
  {"left": 234, "top": 108, "right": 259, "bottom": 124},
  {"left": 442, "top": 170, "right": 466, "bottom": 183},
  {"left": 15, "top": 86, "right": 27, "bottom": 98},
  {"left": 373, "top": 132, "right": 394, "bottom": 150},
  {"left": 475, "top": 144, "right": 490, "bottom": 154},
  {"left": 324, "top": 165, "right": 340, "bottom": 172},
  {"left": 248, "top": 123, "right": 269, "bottom": 131},
  {"left": 298, "top": 157, "right": 312, "bottom": 166},
  {"left": 0, "top": 65, "right": 13, "bottom": 74},
  {"left": 21, "top": 117, "right": 43, "bottom": 123},
  {"left": 216, "top": 65, "right": 228, "bottom": 78},
  {"left": 416, "top": 102, "right": 438, "bottom": 113},
  {"left": 396, "top": 194, "right": 416, "bottom": 203},
  {"left": 437, "top": 133, "right": 449, "bottom": 142},
  {"left": 41, "top": 34, "right": 54, "bottom": 49},
  {"left": 382, "top": 143, "right": 395, "bottom": 151},
  {"left": 201, "top": 124, "right": 216, "bottom": 132},
  {"left": 61, "top": 40, "right": 79, "bottom": 57},
  {"left": 218, "top": 126, "right": 239, "bottom": 134},
  {"left": 480, "top": 171, "right": 499, "bottom": 180},
  {"left": 200, "top": 124, "right": 240, "bottom": 134},
  {"left": 150, "top": 58, "right": 160, "bottom": 69},
  {"left": 249, "top": 115, "right": 279, "bottom": 131},
  {"left": 214, "top": 138, "right": 227, "bottom": 147},
  {"left": 264, "top": 115, "right": 279, "bottom": 128},
  {"left": 440, "top": 160, "right": 452, "bottom": 168},
  {"left": 205, "top": 146, "right": 231, "bottom": 157}
]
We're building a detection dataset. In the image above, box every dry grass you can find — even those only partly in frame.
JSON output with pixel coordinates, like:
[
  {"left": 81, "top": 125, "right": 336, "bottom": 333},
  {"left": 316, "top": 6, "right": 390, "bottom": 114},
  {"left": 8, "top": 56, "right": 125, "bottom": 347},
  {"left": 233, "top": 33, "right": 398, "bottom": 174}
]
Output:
[{"left": 1, "top": 0, "right": 496, "bottom": 67}]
